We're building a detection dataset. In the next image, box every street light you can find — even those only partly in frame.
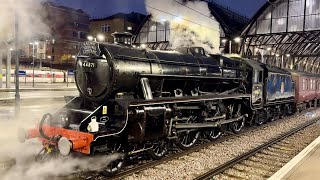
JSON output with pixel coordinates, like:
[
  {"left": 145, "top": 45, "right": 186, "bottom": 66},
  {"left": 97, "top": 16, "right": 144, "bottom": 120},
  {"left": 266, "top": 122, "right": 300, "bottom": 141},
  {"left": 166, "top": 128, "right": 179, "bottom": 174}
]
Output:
[
  {"left": 50, "top": 39, "right": 55, "bottom": 83},
  {"left": 97, "top": 34, "right": 105, "bottom": 42},
  {"left": 221, "top": 39, "right": 227, "bottom": 43},
  {"left": 30, "top": 41, "right": 38, "bottom": 87},
  {"left": 87, "top": 35, "right": 94, "bottom": 41}
]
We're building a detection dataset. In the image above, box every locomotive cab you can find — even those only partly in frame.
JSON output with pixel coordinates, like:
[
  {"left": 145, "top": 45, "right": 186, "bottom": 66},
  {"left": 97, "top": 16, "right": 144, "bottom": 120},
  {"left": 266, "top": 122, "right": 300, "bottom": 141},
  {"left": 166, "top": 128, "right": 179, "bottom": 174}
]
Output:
[{"left": 227, "top": 56, "right": 264, "bottom": 107}]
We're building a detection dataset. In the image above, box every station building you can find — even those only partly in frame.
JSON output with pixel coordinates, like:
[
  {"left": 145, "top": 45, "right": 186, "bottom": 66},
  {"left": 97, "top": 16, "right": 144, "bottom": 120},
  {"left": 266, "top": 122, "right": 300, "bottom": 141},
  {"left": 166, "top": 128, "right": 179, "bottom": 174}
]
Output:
[
  {"left": 241, "top": 0, "right": 320, "bottom": 73},
  {"left": 18, "top": 2, "right": 90, "bottom": 69},
  {"left": 90, "top": 12, "right": 146, "bottom": 43}
]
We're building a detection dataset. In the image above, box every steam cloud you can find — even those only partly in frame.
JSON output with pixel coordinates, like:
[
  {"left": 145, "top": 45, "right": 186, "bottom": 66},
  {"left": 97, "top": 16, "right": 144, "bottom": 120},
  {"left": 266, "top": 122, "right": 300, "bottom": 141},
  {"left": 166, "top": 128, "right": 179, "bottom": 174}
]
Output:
[
  {"left": 145, "top": 0, "right": 221, "bottom": 53},
  {"left": 0, "top": 0, "right": 50, "bottom": 50},
  {"left": 0, "top": 104, "right": 123, "bottom": 180}
]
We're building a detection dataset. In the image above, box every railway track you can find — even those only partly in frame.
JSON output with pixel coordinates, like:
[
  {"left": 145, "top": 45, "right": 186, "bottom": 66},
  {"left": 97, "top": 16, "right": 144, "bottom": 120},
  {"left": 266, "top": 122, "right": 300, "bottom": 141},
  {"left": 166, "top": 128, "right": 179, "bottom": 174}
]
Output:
[{"left": 194, "top": 117, "right": 320, "bottom": 180}]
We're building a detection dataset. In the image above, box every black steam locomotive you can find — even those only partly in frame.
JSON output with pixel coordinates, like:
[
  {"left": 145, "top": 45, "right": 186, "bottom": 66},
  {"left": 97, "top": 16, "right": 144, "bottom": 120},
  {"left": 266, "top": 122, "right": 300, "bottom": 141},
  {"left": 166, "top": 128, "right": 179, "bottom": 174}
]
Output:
[{"left": 20, "top": 37, "right": 295, "bottom": 175}]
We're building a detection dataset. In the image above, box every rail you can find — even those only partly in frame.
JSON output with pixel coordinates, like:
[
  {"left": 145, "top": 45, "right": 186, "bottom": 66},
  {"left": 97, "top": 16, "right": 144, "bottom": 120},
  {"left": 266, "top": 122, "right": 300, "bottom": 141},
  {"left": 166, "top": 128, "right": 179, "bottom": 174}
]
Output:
[{"left": 194, "top": 117, "right": 320, "bottom": 180}]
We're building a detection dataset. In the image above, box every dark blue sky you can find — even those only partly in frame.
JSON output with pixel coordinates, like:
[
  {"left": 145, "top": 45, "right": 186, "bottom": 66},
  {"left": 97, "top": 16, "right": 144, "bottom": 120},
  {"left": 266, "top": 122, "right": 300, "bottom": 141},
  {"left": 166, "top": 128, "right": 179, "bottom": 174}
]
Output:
[{"left": 53, "top": 0, "right": 266, "bottom": 18}]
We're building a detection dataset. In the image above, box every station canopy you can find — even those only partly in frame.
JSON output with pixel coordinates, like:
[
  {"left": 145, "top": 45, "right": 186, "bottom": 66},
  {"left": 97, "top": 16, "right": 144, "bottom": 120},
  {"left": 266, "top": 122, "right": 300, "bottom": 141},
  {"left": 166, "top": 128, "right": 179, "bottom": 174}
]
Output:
[{"left": 241, "top": 0, "right": 320, "bottom": 73}]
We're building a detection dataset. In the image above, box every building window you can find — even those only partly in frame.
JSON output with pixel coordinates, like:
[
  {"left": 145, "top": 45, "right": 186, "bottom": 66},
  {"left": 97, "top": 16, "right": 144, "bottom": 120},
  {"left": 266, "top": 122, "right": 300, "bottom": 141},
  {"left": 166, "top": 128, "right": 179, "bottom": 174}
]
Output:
[
  {"left": 127, "top": 26, "right": 132, "bottom": 31},
  {"left": 102, "top": 24, "right": 111, "bottom": 32},
  {"left": 72, "top": 31, "right": 77, "bottom": 37},
  {"left": 39, "top": 42, "right": 44, "bottom": 49},
  {"left": 79, "top": 32, "right": 87, "bottom": 39}
]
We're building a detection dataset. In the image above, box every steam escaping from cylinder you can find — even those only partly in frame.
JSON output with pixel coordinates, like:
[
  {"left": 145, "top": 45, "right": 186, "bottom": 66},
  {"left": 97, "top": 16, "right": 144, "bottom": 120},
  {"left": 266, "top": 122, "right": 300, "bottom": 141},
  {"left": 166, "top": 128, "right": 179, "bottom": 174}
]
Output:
[
  {"left": 145, "top": 0, "right": 221, "bottom": 53},
  {"left": 1, "top": 152, "right": 124, "bottom": 180}
]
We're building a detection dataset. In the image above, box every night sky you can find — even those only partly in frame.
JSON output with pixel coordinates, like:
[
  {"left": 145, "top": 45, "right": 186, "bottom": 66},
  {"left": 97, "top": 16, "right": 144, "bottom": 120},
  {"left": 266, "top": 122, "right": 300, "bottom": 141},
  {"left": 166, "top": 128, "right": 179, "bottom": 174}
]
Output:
[{"left": 53, "top": 0, "right": 266, "bottom": 18}]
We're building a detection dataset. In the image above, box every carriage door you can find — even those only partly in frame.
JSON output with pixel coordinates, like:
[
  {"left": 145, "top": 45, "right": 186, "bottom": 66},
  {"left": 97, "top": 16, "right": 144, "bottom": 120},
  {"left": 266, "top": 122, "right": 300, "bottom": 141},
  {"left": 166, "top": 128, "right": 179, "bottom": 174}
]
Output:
[{"left": 252, "top": 69, "right": 263, "bottom": 106}]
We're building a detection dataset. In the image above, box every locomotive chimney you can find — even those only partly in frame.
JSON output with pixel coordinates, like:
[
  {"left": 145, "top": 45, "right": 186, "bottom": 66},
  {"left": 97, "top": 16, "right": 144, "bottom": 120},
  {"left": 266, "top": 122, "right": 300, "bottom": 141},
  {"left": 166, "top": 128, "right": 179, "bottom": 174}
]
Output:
[{"left": 111, "top": 32, "right": 133, "bottom": 47}]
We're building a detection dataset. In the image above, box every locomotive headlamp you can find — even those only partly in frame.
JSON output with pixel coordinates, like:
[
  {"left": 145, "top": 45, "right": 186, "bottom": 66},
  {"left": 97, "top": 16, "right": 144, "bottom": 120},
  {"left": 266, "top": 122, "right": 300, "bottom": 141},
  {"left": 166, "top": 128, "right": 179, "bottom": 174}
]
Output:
[{"left": 58, "top": 137, "right": 72, "bottom": 156}]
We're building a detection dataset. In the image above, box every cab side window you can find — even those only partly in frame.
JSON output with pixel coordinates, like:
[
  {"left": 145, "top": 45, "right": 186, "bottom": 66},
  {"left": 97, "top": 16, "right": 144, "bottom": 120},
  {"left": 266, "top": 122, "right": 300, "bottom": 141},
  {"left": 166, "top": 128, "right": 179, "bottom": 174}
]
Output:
[{"left": 253, "top": 70, "right": 263, "bottom": 83}]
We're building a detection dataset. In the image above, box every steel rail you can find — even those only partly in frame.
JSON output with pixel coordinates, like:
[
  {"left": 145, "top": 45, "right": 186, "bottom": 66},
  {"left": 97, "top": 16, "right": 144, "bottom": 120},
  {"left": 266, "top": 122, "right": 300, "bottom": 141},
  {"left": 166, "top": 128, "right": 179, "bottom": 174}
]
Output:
[{"left": 193, "top": 116, "right": 320, "bottom": 180}]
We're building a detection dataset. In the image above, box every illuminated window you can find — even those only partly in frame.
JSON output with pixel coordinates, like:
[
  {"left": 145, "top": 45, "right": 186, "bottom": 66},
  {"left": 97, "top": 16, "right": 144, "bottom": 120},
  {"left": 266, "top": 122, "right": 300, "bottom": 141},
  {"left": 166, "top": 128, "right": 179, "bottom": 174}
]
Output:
[{"left": 102, "top": 24, "right": 111, "bottom": 32}]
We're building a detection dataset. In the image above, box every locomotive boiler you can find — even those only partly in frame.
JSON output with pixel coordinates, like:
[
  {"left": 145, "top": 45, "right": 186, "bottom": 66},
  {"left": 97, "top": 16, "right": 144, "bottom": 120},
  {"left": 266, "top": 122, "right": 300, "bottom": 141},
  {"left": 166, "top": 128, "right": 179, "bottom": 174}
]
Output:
[
  {"left": 20, "top": 41, "right": 261, "bottom": 175},
  {"left": 76, "top": 42, "right": 243, "bottom": 101}
]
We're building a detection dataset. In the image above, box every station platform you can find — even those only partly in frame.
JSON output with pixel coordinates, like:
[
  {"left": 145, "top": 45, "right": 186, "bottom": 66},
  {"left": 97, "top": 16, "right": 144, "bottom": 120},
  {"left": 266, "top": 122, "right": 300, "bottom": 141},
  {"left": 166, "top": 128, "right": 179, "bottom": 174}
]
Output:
[{"left": 269, "top": 135, "right": 320, "bottom": 180}]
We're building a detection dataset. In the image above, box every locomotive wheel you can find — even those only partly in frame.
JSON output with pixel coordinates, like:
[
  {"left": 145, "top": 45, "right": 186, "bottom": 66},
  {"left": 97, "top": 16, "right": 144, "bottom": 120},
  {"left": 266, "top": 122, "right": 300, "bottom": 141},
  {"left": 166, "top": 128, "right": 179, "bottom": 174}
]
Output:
[
  {"left": 148, "top": 139, "right": 168, "bottom": 160},
  {"left": 256, "top": 118, "right": 264, "bottom": 125},
  {"left": 101, "top": 143, "right": 126, "bottom": 176},
  {"left": 206, "top": 127, "right": 222, "bottom": 140},
  {"left": 176, "top": 130, "right": 200, "bottom": 150},
  {"left": 230, "top": 104, "right": 244, "bottom": 133},
  {"left": 230, "top": 119, "right": 245, "bottom": 134},
  {"left": 102, "top": 157, "right": 126, "bottom": 176}
]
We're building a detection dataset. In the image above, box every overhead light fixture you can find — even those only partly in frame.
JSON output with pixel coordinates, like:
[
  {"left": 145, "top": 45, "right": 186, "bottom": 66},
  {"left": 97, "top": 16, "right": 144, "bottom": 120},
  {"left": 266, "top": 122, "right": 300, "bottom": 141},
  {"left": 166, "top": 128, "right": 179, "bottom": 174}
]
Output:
[
  {"left": 234, "top": 37, "right": 241, "bottom": 43},
  {"left": 267, "top": 47, "right": 272, "bottom": 51},
  {"left": 141, "top": 44, "right": 147, "bottom": 49},
  {"left": 221, "top": 39, "right": 227, "bottom": 43},
  {"left": 286, "top": 54, "right": 290, "bottom": 57}
]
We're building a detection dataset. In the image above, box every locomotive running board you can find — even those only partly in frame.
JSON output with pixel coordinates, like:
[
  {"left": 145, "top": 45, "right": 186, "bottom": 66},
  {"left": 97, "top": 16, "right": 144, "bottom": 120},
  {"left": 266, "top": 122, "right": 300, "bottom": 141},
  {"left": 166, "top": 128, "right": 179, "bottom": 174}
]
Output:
[
  {"left": 174, "top": 115, "right": 247, "bottom": 129},
  {"left": 129, "top": 93, "right": 251, "bottom": 107},
  {"left": 139, "top": 73, "right": 242, "bottom": 81}
]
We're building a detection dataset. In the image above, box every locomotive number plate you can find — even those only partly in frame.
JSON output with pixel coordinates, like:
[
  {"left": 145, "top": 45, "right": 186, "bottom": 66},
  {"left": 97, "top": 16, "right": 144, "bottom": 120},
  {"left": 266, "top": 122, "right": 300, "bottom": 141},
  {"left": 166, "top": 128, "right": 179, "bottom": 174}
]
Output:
[{"left": 82, "top": 61, "right": 97, "bottom": 68}]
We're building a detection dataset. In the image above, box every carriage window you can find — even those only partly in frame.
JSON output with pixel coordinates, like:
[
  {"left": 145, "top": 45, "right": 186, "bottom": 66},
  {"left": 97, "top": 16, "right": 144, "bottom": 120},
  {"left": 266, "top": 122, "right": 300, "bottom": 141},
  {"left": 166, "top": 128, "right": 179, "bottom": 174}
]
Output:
[{"left": 303, "top": 79, "right": 306, "bottom": 90}]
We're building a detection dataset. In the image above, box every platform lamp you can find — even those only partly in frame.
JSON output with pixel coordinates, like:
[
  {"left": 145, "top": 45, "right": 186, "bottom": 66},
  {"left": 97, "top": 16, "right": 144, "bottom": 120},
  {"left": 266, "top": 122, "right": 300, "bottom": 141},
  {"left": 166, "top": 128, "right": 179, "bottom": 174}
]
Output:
[
  {"left": 51, "top": 38, "right": 55, "bottom": 83},
  {"left": 29, "top": 41, "right": 39, "bottom": 87}
]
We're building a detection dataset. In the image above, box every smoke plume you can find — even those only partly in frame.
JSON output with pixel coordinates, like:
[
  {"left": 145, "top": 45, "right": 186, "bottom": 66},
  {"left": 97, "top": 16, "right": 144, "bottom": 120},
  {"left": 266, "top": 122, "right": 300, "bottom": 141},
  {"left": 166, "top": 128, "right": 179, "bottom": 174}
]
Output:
[{"left": 145, "top": 0, "right": 221, "bottom": 53}]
